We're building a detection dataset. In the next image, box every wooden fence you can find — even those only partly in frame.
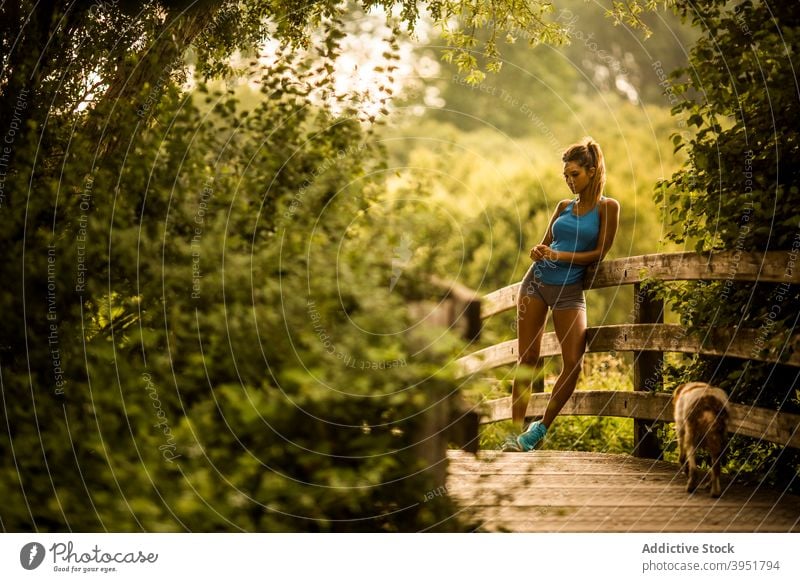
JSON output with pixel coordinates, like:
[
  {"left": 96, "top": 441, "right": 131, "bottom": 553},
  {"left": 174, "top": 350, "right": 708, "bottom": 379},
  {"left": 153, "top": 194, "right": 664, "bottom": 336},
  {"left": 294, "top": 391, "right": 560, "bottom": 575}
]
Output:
[{"left": 450, "top": 251, "right": 800, "bottom": 457}]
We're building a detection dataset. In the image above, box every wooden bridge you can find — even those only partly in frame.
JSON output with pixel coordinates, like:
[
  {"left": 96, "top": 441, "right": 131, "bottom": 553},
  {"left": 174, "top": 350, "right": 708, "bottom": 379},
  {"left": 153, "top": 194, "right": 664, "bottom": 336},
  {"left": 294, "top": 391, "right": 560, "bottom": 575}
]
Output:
[{"left": 435, "top": 251, "right": 800, "bottom": 532}]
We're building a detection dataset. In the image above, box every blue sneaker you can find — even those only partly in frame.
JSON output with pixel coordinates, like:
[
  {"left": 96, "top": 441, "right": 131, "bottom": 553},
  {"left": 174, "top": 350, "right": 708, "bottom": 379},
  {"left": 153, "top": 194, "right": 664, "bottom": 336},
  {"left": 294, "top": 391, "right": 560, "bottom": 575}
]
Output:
[
  {"left": 500, "top": 433, "right": 522, "bottom": 452},
  {"left": 517, "top": 421, "right": 547, "bottom": 451}
]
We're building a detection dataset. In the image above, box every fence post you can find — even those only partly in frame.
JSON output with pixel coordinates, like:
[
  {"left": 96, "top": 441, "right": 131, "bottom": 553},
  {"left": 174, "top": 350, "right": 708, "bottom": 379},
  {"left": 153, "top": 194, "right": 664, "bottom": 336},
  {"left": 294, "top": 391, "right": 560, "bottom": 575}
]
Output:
[
  {"left": 430, "top": 276, "right": 482, "bottom": 343},
  {"left": 632, "top": 282, "right": 664, "bottom": 458}
]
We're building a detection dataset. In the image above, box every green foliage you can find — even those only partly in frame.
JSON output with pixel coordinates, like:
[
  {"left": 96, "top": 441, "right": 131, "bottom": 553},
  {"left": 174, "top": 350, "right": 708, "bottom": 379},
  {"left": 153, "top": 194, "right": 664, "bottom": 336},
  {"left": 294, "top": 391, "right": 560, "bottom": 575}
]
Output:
[
  {"left": 0, "top": 2, "right": 488, "bottom": 532},
  {"left": 415, "top": 0, "right": 698, "bottom": 137},
  {"left": 650, "top": 0, "right": 800, "bottom": 493},
  {"left": 436, "top": 0, "right": 569, "bottom": 82}
]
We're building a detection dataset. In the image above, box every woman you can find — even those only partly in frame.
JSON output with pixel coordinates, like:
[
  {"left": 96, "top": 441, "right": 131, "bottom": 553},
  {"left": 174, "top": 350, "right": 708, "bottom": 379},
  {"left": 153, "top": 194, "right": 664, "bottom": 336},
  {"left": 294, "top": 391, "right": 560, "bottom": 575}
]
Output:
[{"left": 502, "top": 138, "right": 620, "bottom": 451}]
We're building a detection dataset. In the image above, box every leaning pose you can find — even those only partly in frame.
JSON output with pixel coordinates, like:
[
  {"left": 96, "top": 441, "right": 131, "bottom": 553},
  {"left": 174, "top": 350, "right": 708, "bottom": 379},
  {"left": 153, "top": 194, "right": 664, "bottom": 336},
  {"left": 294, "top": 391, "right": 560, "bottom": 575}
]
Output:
[{"left": 503, "top": 138, "right": 620, "bottom": 451}]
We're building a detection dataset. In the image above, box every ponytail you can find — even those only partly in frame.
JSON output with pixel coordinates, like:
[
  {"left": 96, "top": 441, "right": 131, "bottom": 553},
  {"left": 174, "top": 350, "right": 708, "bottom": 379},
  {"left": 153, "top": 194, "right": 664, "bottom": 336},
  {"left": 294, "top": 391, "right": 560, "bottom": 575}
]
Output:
[
  {"left": 586, "top": 140, "right": 606, "bottom": 204},
  {"left": 563, "top": 137, "right": 606, "bottom": 204}
]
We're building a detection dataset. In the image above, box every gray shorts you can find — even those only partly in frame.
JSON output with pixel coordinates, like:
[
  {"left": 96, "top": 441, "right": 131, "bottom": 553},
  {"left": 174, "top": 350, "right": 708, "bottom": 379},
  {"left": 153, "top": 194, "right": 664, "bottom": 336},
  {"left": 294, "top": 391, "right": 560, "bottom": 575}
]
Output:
[{"left": 520, "top": 264, "right": 586, "bottom": 311}]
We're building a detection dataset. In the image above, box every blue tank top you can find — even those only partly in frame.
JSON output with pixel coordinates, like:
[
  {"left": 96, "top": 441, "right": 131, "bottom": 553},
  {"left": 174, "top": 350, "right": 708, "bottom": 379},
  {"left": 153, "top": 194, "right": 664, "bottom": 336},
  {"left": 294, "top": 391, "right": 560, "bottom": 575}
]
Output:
[{"left": 534, "top": 197, "right": 603, "bottom": 285}]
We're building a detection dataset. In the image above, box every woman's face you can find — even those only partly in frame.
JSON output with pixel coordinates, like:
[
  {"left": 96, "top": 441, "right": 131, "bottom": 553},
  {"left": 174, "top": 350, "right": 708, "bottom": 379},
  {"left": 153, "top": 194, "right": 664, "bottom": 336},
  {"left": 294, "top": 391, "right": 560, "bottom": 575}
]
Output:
[{"left": 563, "top": 161, "right": 595, "bottom": 196}]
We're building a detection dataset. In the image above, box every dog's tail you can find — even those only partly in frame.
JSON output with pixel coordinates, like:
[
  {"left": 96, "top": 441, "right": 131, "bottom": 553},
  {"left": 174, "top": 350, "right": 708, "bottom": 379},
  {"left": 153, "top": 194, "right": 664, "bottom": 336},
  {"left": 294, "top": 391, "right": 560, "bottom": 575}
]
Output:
[{"left": 689, "top": 394, "right": 729, "bottom": 433}]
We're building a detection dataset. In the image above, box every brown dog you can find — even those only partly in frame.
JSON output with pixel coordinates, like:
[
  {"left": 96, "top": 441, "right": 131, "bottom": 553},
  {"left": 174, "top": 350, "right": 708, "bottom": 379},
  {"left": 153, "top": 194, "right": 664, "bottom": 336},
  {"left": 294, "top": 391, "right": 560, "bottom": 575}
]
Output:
[{"left": 673, "top": 382, "right": 729, "bottom": 497}]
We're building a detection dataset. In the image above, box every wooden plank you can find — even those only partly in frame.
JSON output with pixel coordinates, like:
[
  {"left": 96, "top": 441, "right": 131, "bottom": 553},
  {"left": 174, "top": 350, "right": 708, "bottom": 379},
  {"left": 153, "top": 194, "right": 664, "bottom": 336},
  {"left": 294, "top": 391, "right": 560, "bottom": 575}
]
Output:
[
  {"left": 449, "top": 488, "right": 789, "bottom": 509},
  {"left": 455, "top": 335, "right": 560, "bottom": 376},
  {"left": 481, "top": 251, "right": 800, "bottom": 319},
  {"left": 429, "top": 275, "right": 479, "bottom": 302},
  {"left": 446, "top": 451, "right": 800, "bottom": 532},
  {"left": 481, "top": 284, "right": 520, "bottom": 319},
  {"left": 480, "top": 391, "right": 673, "bottom": 424},
  {"left": 455, "top": 324, "right": 800, "bottom": 376},
  {"left": 476, "top": 391, "right": 800, "bottom": 448},
  {"left": 588, "top": 324, "right": 800, "bottom": 366},
  {"left": 584, "top": 250, "right": 799, "bottom": 289},
  {"left": 458, "top": 519, "right": 797, "bottom": 533},
  {"left": 728, "top": 404, "right": 800, "bottom": 448},
  {"left": 450, "top": 507, "right": 800, "bottom": 533},
  {"left": 448, "top": 460, "right": 678, "bottom": 476}
]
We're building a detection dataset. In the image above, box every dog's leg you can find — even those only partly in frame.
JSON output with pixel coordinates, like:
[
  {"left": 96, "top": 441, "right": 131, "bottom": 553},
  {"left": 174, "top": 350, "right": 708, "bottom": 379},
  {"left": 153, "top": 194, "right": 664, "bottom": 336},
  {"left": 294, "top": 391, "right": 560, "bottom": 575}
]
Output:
[
  {"left": 677, "top": 425, "right": 687, "bottom": 474},
  {"left": 686, "top": 444, "right": 699, "bottom": 493},
  {"left": 710, "top": 451, "right": 722, "bottom": 498},
  {"left": 711, "top": 419, "right": 728, "bottom": 498}
]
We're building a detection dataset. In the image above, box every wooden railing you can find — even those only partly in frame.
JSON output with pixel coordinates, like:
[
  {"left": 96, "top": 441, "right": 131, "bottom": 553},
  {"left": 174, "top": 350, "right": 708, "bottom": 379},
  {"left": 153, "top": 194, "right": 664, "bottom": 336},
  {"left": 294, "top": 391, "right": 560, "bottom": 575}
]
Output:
[{"left": 452, "top": 251, "right": 800, "bottom": 457}]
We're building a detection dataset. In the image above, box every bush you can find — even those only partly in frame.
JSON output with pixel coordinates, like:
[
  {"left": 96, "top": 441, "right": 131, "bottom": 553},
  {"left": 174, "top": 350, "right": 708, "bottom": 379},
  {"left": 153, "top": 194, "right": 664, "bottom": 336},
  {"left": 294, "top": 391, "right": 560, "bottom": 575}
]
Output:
[{"left": 0, "top": 46, "right": 468, "bottom": 532}]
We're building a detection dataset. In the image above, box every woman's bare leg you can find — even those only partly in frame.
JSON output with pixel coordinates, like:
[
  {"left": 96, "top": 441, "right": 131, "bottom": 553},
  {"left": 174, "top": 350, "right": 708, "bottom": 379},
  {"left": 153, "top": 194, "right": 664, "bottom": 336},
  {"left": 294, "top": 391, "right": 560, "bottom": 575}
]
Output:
[
  {"left": 513, "top": 294, "right": 548, "bottom": 430},
  {"left": 542, "top": 307, "right": 587, "bottom": 428}
]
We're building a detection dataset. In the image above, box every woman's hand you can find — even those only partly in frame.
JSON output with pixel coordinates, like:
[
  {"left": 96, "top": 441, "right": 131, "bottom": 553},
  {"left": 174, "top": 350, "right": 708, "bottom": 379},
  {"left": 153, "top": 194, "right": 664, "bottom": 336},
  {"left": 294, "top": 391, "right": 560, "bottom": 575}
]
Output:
[{"left": 530, "top": 244, "right": 558, "bottom": 262}]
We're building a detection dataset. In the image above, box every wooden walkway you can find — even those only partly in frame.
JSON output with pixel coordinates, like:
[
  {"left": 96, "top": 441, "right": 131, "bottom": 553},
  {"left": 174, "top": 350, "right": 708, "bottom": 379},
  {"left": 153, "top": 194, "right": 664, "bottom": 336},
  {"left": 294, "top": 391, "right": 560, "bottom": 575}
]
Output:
[{"left": 446, "top": 450, "right": 800, "bottom": 532}]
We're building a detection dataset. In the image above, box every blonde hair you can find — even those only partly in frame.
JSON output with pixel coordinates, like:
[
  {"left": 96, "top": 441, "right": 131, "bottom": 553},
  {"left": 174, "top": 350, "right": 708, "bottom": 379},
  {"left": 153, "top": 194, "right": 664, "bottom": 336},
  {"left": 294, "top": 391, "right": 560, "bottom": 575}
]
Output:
[{"left": 562, "top": 138, "right": 606, "bottom": 204}]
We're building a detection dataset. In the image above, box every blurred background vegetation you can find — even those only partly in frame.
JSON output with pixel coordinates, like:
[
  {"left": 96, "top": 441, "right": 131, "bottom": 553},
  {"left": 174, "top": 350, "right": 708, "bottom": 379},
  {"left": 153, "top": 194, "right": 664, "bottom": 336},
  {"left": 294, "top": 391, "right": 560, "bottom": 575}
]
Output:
[{"left": 0, "top": 0, "right": 797, "bottom": 531}]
